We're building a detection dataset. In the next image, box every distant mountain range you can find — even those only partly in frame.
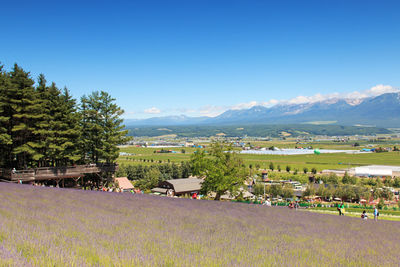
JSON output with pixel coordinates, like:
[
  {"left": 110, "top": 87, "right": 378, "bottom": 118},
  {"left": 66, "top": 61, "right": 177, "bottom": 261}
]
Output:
[{"left": 125, "top": 92, "right": 400, "bottom": 128}]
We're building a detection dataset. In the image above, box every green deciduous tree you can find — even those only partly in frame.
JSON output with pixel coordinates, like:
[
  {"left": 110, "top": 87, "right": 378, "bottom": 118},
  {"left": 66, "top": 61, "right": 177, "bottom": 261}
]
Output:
[
  {"left": 327, "top": 173, "right": 339, "bottom": 184},
  {"left": 191, "top": 141, "right": 247, "bottom": 200},
  {"left": 302, "top": 184, "right": 315, "bottom": 197},
  {"left": 269, "top": 162, "right": 274, "bottom": 171},
  {"left": 282, "top": 185, "right": 294, "bottom": 199},
  {"left": 342, "top": 172, "right": 357, "bottom": 185},
  {"left": 269, "top": 184, "right": 283, "bottom": 198},
  {"left": 253, "top": 183, "right": 265, "bottom": 197},
  {"left": 286, "top": 165, "right": 291, "bottom": 173}
]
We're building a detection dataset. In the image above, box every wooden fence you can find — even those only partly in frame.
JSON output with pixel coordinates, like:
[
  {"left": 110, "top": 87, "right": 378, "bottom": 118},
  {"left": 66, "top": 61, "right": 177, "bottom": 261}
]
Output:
[{"left": 0, "top": 164, "right": 118, "bottom": 182}]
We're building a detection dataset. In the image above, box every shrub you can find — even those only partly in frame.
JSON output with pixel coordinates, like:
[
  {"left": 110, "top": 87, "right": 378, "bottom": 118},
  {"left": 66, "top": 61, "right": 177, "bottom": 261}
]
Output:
[
  {"left": 269, "top": 162, "right": 274, "bottom": 171},
  {"left": 286, "top": 165, "right": 291, "bottom": 173}
]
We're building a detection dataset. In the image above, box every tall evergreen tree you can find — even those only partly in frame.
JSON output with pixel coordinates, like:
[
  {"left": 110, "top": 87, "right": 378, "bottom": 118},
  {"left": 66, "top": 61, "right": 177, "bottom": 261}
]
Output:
[
  {"left": 32, "top": 74, "right": 51, "bottom": 167},
  {"left": 0, "top": 65, "right": 12, "bottom": 167},
  {"left": 46, "top": 82, "right": 64, "bottom": 166},
  {"left": 97, "top": 91, "right": 130, "bottom": 163},
  {"left": 58, "top": 87, "right": 81, "bottom": 164},
  {"left": 80, "top": 92, "right": 103, "bottom": 163},
  {"left": 44, "top": 83, "right": 81, "bottom": 166},
  {"left": 8, "top": 64, "right": 38, "bottom": 168},
  {"left": 0, "top": 63, "right": 128, "bottom": 175},
  {"left": 80, "top": 91, "right": 131, "bottom": 164}
]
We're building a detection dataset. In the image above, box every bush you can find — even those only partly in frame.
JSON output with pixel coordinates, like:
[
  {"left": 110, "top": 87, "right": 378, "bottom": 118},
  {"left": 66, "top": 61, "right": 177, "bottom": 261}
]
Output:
[
  {"left": 286, "top": 165, "right": 291, "bottom": 173},
  {"left": 311, "top": 167, "right": 317, "bottom": 174},
  {"left": 269, "top": 162, "right": 274, "bottom": 171},
  {"left": 377, "top": 198, "right": 385, "bottom": 210}
]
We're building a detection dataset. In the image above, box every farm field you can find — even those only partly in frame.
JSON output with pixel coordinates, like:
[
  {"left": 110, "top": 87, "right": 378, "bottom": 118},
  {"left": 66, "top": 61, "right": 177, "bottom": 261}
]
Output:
[
  {"left": 1, "top": 183, "right": 400, "bottom": 266},
  {"left": 118, "top": 146, "right": 400, "bottom": 171}
]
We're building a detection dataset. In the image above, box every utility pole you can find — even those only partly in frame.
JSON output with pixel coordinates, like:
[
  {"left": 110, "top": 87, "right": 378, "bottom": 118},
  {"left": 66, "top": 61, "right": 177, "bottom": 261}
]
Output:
[{"left": 263, "top": 171, "right": 268, "bottom": 201}]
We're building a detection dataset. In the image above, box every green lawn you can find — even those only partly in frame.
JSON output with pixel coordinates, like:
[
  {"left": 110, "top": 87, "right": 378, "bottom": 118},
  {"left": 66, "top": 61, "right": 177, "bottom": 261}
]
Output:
[
  {"left": 238, "top": 151, "right": 400, "bottom": 171},
  {"left": 118, "top": 146, "right": 400, "bottom": 171},
  {"left": 308, "top": 208, "right": 400, "bottom": 221}
]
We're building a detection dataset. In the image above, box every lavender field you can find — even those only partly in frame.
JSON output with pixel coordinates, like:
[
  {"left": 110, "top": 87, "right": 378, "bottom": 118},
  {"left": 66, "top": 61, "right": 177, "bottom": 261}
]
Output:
[{"left": 0, "top": 183, "right": 399, "bottom": 266}]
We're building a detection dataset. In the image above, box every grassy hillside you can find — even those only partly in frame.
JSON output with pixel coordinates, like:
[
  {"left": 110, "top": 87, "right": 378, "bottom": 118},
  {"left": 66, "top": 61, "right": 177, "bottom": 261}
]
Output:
[{"left": 1, "top": 183, "right": 399, "bottom": 266}]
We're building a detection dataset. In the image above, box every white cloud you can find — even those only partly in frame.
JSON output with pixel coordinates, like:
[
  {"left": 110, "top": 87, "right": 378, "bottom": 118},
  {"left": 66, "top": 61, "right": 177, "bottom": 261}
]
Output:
[
  {"left": 268, "top": 99, "right": 279, "bottom": 105},
  {"left": 282, "top": 84, "right": 398, "bottom": 105},
  {"left": 365, "top": 84, "right": 398, "bottom": 96},
  {"left": 144, "top": 107, "right": 161, "bottom": 114},
  {"left": 199, "top": 105, "right": 227, "bottom": 117},
  {"left": 174, "top": 108, "right": 196, "bottom": 114}
]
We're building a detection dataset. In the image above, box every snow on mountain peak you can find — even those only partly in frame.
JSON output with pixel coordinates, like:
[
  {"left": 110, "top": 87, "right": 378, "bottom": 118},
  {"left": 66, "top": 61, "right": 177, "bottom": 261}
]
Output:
[{"left": 345, "top": 98, "right": 364, "bottom": 106}]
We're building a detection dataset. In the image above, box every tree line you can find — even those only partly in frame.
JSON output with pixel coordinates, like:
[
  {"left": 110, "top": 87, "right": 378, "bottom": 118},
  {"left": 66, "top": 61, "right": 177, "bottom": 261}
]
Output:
[
  {"left": 116, "top": 162, "right": 193, "bottom": 190},
  {"left": 0, "top": 63, "right": 130, "bottom": 169},
  {"left": 126, "top": 124, "right": 390, "bottom": 138}
]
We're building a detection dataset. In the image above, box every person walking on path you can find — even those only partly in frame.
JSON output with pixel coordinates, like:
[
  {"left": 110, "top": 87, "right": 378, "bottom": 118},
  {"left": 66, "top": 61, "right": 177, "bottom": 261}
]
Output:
[
  {"left": 337, "top": 203, "right": 342, "bottom": 216},
  {"left": 340, "top": 203, "right": 345, "bottom": 216},
  {"left": 374, "top": 206, "right": 379, "bottom": 221}
]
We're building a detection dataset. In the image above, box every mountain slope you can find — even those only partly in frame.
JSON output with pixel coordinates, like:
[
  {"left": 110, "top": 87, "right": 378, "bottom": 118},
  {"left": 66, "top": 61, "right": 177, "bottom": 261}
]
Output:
[{"left": 125, "top": 92, "right": 400, "bottom": 127}]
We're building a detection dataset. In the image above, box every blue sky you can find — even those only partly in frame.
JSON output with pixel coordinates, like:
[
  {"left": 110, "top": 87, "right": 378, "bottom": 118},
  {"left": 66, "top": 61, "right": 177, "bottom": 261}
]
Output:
[{"left": 1, "top": 0, "right": 399, "bottom": 118}]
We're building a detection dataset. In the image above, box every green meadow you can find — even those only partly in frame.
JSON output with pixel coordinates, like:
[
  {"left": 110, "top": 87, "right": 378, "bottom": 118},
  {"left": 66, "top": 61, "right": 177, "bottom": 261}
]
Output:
[{"left": 118, "top": 145, "right": 400, "bottom": 171}]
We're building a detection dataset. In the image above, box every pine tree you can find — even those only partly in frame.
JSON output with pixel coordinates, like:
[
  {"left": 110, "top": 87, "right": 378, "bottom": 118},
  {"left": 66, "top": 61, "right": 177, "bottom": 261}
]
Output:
[
  {"left": 42, "top": 84, "right": 81, "bottom": 166},
  {"left": 8, "top": 64, "right": 38, "bottom": 168},
  {"left": 0, "top": 63, "right": 129, "bottom": 174},
  {"left": 46, "top": 82, "right": 64, "bottom": 166},
  {"left": 97, "top": 91, "right": 130, "bottom": 163},
  {"left": 58, "top": 87, "right": 81, "bottom": 164},
  {"left": 0, "top": 65, "right": 12, "bottom": 167},
  {"left": 32, "top": 74, "right": 52, "bottom": 167},
  {"left": 80, "top": 91, "right": 130, "bottom": 164},
  {"left": 80, "top": 92, "right": 103, "bottom": 163}
]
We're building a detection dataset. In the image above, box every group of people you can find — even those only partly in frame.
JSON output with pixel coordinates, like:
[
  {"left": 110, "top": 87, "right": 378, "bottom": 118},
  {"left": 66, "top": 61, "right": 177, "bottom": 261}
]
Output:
[
  {"left": 85, "top": 186, "right": 142, "bottom": 194},
  {"left": 130, "top": 188, "right": 143, "bottom": 194},
  {"left": 338, "top": 203, "right": 380, "bottom": 221},
  {"left": 100, "top": 187, "right": 123, "bottom": 193},
  {"left": 288, "top": 202, "right": 300, "bottom": 210},
  {"left": 362, "top": 207, "right": 379, "bottom": 221}
]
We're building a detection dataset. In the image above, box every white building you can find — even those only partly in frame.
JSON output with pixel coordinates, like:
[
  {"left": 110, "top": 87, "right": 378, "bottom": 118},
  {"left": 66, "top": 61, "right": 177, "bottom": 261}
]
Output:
[{"left": 354, "top": 165, "right": 400, "bottom": 177}]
